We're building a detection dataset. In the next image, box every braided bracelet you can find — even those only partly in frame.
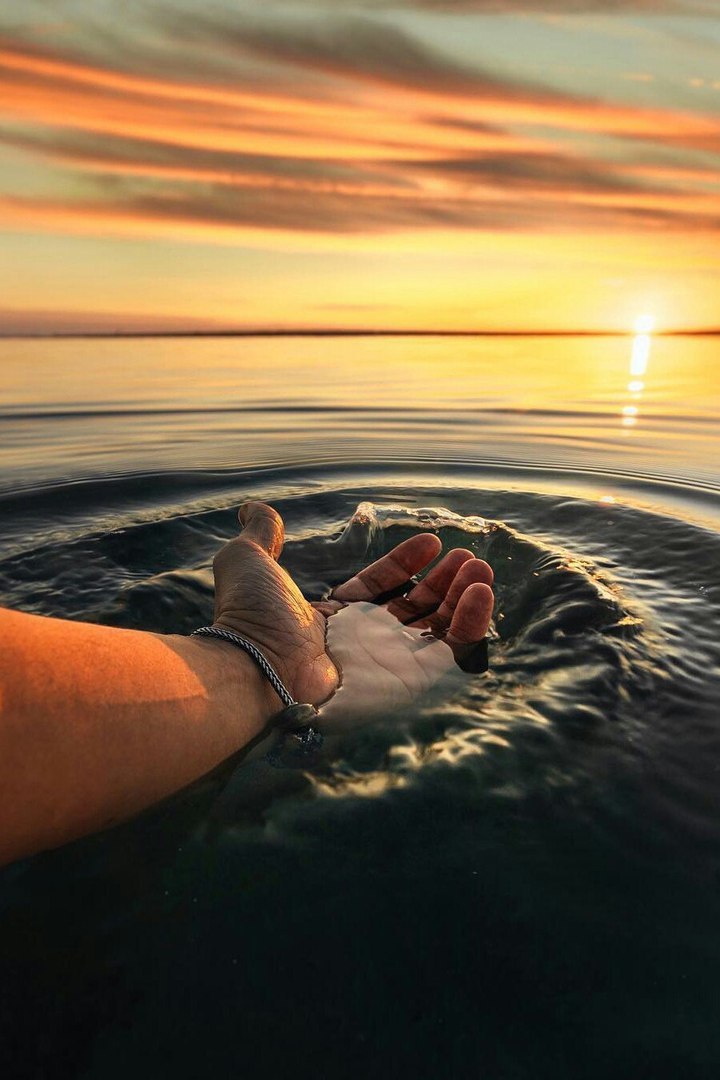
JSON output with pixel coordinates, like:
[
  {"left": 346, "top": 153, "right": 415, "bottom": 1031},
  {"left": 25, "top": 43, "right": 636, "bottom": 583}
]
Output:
[{"left": 191, "top": 626, "right": 321, "bottom": 747}]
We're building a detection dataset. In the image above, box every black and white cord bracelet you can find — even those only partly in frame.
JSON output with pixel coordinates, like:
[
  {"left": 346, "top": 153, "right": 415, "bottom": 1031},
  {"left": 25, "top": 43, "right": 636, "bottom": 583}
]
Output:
[{"left": 191, "top": 626, "right": 322, "bottom": 750}]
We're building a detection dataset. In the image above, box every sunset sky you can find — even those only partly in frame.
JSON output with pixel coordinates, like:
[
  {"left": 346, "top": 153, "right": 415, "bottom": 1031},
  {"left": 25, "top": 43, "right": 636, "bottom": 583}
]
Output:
[{"left": 1, "top": 0, "right": 720, "bottom": 333}]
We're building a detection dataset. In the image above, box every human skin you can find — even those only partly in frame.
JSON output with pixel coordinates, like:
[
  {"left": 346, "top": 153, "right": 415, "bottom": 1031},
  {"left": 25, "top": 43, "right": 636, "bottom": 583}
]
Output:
[{"left": 0, "top": 502, "right": 493, "bottom": 866}]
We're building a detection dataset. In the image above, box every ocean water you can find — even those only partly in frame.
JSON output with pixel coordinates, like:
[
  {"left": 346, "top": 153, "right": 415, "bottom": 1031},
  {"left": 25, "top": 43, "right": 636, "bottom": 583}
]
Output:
[{"left": 1, "top": 334, "right": 719, "bottom": 1079}]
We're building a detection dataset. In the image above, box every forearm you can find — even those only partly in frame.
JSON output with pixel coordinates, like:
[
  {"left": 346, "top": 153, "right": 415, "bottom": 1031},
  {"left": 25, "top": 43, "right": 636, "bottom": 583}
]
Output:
[{"left": 0, "top": 608, "right": 276, "bottom": 866}]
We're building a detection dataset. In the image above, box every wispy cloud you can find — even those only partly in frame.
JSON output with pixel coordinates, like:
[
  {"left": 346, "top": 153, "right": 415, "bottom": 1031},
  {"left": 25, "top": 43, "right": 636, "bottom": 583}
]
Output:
[
  {"left": 0, "top": 4, "right": 719, "bottom": 248},
  {"left": 261, "top": 0, "right": 716, "bottom": 11}
]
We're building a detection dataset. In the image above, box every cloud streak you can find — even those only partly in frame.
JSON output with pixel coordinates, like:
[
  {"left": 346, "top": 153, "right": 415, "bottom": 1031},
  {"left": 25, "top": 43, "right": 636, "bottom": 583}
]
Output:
[
  {"left": 263, "top": 0, "right": 715, "bottom": 11},
  {"left": 0, "top": 5, "right": 719, "bottom": 250}
]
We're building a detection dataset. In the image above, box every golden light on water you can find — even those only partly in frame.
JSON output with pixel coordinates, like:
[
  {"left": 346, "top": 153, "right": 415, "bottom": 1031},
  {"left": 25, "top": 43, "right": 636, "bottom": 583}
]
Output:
[
  {"left": 621, "top": 314, "right": 654, "bottom": 429},
  {"left": 630, "top": 334, "right": 651, "bottom": 378}
]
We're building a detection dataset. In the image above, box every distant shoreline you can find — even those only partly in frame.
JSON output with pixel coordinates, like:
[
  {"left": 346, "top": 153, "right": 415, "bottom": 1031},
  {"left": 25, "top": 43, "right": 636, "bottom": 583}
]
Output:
[{"left": 2, "top": 328, "right": 719, "bottom": 340}]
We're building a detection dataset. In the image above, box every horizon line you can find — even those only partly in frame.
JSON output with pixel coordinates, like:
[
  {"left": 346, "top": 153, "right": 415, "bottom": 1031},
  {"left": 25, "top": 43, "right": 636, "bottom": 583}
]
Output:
[{"left": 2, "top": 327, "right": 720, "bottom": 340}]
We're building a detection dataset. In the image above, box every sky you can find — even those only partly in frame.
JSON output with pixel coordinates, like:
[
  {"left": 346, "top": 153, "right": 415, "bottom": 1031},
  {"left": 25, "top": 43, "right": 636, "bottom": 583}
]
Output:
[{"left": 1, "top": 0, "right": 719, "bottom": 333}]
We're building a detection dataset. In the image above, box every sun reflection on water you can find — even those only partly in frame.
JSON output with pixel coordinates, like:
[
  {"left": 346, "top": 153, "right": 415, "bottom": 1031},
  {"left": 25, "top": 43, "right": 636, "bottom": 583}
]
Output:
[
  {"left": 630, "top": 334, "right": 651, "bottom": 378},
  {"left": 622, "top": 316, "right": 653, "bottom": 428}
]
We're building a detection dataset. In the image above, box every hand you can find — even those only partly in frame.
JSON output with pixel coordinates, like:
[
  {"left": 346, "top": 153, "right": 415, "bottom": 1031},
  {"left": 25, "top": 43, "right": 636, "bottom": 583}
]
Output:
[{"left": 211, "top": 502, "right": 494, "bottom": 713}]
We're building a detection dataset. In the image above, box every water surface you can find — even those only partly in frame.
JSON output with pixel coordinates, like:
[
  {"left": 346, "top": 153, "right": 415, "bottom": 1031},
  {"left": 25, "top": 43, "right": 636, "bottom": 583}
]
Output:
[{"left": 1, "top": 334, "right": 719, "bottom": 1079}]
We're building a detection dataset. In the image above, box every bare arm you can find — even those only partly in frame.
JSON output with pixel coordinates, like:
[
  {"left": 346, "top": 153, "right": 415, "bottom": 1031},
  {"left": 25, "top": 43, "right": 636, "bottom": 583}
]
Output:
[
  {"left": 0, "top": 502, "right": 493, "bottom": 866},
  {"left": 0, "top": 607, "right": 276, "bottom": 866}
]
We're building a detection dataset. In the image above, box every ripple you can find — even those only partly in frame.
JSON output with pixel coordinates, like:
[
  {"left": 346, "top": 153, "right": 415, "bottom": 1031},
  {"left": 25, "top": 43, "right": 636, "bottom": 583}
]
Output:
[
  {"left": 2, "top": 473, "right": 720, "bottom": 1080},
  {"left": 1, "top": 481, "right": 719, "bottom": 866}
]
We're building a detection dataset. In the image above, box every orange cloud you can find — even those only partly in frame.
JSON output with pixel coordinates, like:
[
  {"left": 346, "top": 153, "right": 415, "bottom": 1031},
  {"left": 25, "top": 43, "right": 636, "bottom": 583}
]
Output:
[{"left": 0, "top": 12, "right": 719, "bottom": 255}]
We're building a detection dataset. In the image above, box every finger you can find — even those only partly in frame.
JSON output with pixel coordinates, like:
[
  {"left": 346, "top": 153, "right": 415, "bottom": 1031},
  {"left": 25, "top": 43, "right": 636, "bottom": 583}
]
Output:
[
  {"left": 445, "top": 582, "right": 494, "bottom": 657},
  {"left": 237, "top": 502, "right": 284, "bottom": 561},
  {"left": 311, "top": 599, "right": 347, "bottom": 618},
  {"left": 331, "top": 532, "right": 442, "bottom": 602},
  {"left": 414, "top": 557, "right": 494, "bottom": 632},
  {"left": 386, "top": 548, "right": 474, "bottom": 622}
]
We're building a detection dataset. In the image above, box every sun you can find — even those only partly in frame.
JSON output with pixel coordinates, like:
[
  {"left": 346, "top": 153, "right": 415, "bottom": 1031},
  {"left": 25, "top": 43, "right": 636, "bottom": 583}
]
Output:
[{"left": 634, "top": 314, "right": 655, "bottom": 334}]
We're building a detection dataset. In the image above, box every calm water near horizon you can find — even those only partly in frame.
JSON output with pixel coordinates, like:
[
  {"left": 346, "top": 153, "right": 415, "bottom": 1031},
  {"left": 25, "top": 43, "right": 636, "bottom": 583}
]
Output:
[
  {"left": 2, "top": 334, "right": 719, "bottom": 498},
  {"left": 1, "top": 334, "right": 720, "bottom": 1078}
]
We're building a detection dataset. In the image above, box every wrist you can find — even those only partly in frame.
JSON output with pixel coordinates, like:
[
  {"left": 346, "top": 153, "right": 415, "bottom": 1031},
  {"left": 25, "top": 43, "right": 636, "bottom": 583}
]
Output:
[{"left": 178, "top": 634, "right": 280, "bottom": 738}]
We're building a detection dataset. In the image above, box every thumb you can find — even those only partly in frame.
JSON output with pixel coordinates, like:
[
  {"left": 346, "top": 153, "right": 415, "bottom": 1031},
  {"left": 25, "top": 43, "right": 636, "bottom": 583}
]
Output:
[{"left": 238, "top": 502, "right": 285, "bottom": 560}]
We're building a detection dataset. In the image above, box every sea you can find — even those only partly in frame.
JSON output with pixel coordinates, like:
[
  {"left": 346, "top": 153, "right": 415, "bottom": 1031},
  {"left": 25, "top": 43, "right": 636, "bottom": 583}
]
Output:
[{"left": 1, "top": 333, "right": 719, "bottom": 1079}]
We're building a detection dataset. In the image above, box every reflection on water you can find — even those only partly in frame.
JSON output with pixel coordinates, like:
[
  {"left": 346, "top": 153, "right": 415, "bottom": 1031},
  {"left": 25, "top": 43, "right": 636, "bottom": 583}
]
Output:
[
  {"left": 622, "top": 318, "right": 653, "bottom": 429},
  {"left": 630, "top": 333, "right": 651, "bottom": 377},
  {"left": 0, "top": 334, "right": 719, "bottom": 508}
]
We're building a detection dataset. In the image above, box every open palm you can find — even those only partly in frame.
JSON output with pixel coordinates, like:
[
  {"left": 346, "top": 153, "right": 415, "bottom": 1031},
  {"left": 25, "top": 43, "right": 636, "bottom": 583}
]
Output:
[
  {"left": 212, "top": 502, "right": 494, "bottom": 717},
  {"left": 318, "top": 601, "right": 482, "bottom": 722}
]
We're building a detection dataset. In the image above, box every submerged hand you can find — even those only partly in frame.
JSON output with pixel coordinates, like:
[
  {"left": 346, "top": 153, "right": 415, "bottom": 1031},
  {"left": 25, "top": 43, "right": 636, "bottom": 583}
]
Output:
[
  {"left": 319, "top": 602, "right": 483, "bottom": 722},
  {"left": 212, "top": 502, "right": 494, "bottom": 713}
]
